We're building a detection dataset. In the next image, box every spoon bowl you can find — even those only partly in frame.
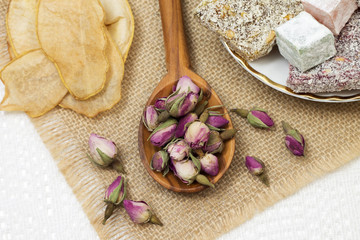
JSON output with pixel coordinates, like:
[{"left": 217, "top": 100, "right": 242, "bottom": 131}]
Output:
[{"left": 138, "top": 0, "right": 235, "bottom": 193}]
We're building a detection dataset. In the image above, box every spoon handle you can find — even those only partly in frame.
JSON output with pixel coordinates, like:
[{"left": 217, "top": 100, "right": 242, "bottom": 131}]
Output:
[{"left": 159, "top": 0, "right": 190, "bottom": 74}]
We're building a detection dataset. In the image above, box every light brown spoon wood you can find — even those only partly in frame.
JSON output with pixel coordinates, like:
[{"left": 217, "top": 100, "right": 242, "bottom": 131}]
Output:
[{"left": 138, "top": 0, "right": 235, "bottom": 193}]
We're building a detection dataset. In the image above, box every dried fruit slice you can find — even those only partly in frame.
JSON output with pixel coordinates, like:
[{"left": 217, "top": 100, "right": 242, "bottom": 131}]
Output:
[
  {"left": 7, "top": 38, "right": 16, "bottom": 60},
  {"left": 6, "top": 0, "right": 40, "bottom": 57},
  {"left": 0, "top": 49, "right": 67, "bottom": 117},
  {"left": 105, "top": 0, "right": 134, "bottom": 61},
  {"left": 60, "top": 31, "right": 124, "bottom": 118},
  {"left": 37, "top": 0, "right": 109, "bottom": 100}
]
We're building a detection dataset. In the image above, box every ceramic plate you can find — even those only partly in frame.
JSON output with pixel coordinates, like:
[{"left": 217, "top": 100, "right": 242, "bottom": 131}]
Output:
[{"left": 222, "top": 40, "right": 360, "bottom": 103}]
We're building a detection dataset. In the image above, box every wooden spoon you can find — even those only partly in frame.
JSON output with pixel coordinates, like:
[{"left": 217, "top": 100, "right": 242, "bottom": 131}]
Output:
[{"left": 138, "top": 0, "right": 235, "bottom": 193}]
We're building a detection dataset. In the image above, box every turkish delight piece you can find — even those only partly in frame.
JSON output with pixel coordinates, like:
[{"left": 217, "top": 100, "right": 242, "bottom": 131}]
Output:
[
  {"left": 287, "top": 10, "right": 360, "bottom": 93},
  {"left": 275, "top": 11, "right": 336, "bottom": 72},
  {"left": 302, "top": 0, "right": 357, "bottom": 35},
  {"left": 195, "top": 0, "right": 303, "bottom": 61}
]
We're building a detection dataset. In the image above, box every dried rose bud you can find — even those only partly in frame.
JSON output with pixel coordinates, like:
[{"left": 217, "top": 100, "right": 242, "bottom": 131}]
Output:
[
  {"left": 203, "top": 131, "right": 224, "bottom": 154},
  {"left": 123, "top": 200, "right": 163, "bottom": 226},
  {"left": 142, "top": 105, "right": 159, "bottom": 131},
  {"left": 282, "top": 121, "right": 305, "bottom": 156},
  {"left": 232, "top": 108, "right": 274, "bottom": 129},
  {"left": 148, "top": 118, "right": 177, "bottom": 147},
  {"left": 175, "top": 76, "right": 200, "bottom": 94},
  {"left": 245, "top": 156, "right": 269, "bottom": 186},
  {"left": 167, "top": 140, "right": 190, "bottom": 161},
  {"left": 150, "top": 150, "right": 169, "bottom": 172},
  {"left": 175, "top": 112, "right": 198, "bottom": 138},
  {"left": 194, "top": 100, "right": 208, "bottom": 116},
  {"left": 245, "top": 156, "right": 264, "bottom": 176},
  {"left": 166, "top": 92, "right": 198, "bottom": 118},
  {"left": 200, "top": 153, "right": 219, "bottom": 176},
  {"left": 154, "top": 97, "right": 166, "bottom": 111},
  {"left": 184, "top": 121, "right": 211, "bottom": 149},
  {"left": 220, "top": 129, "right": 237, "bottom": 140},
  {"left": 88, "top": 133, "right": 117, "bottom": 167},
  {"left": 103, "top": 176, "right": 126, "bottom": 224},
  {"left": 170, "top": 158, "right": 214, "bottom": 188},
  {"left": 205, "top": 115, "right": 229, "bottom": 128}
]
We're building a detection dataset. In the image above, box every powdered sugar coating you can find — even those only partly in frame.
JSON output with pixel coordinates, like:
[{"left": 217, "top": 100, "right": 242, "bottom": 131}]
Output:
[
  {"left": 195, "top": 0, "right": 303, "bottom": 61},
  {"left": 287, "top": 10, "right": 360, "bottom": 93}
]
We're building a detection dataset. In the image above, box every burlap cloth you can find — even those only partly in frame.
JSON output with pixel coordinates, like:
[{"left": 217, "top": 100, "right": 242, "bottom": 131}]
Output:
[{"left": 1, "top": 0, "right": 360, "bottom": 239}]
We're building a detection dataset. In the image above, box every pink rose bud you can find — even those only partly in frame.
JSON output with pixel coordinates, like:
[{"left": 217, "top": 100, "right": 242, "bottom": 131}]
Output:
[
  {"left": 166, "top": 92, "right": 198, "bottom": 118},
  {"left": 231, "top": 108, "right": 274, "bottom": 129},
  {"left": 175, "top": 112, "right": 198, "bottom": 138},
  {"left": 170, "top": 158, "right": 198, "bottom": 184},
  {"left": 123, "top": 200, "right": 162, "bottom": 226},
  {"left": 245, "top": 156, "right": 269, "bottom": 186},
  {"left": 148, "top": 118, "right": 177, "bottom": 147},
  {"left": 245, "top": 156, "right": 264, "bottom": 176},
  {"left": 202, "top": 131, "right": 224, "bottom": 154},
  {"left": 184, "top": 122, "right": 211, "bottom": 149},
  {"left": 142, "top": 105, "right": 159, "bottom": 131},
  {"left": 200, "top": 153, "right": 219, "bottom": 176},
  {"left": 150, "top": 150, "right": 169, "bottom": 172},
  {"left": 282, "top": 121, "right": 305, "bottom": 156},
  {"left": 205, "top": 115, "right": 229, "bottom": 128},
  {"left": 103, "top": 176, "right": 126, "bottom": 224},
  {"left": 167, "top": 140, "right": 190, "bottom": 161},
  {"left": 88, "top": 133, "right": 117, "bottom": 167},
  {"left": 154, "top": 98, "right": 166, "bottom": 111},
  {"left": 175, "top": 76, "right": 200, "bottom": 94}
]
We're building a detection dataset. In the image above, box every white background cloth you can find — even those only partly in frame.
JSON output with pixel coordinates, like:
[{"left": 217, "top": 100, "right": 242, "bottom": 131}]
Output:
[{"left": 0, "top": 109, "right": 359, "bottom": 240}]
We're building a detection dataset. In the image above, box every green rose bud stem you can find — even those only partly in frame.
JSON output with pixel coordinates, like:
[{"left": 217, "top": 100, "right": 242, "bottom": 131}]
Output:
[
  {"left": 220, "top": 129, "right": 237, "bottom": 140},
  {"left": 230, "top": 108, "right": 249, "bottom": 118},
  {"left": 281, "top": 121, "right": 293, "bottom": 134},
  {"left": 158, "top": 111, "right": 170, "bottom": 123},
  {"left": 103, "top": 203, "right": 116, "bottom": 225},
  {"left": 194, "top": 100, "right": 208, "bottom": 116},
  {"left": 195, "top": 174, "right": 215, "bottom": 188},
  {"left": 258, "top": 173, "right": 270, "bottom": 187},
  {"left": 149, "top": 214, "right": 163, "bottom": 226},
  {"left": 199, "top": 110, "right": 209, "bottom": 123},
  {"left": 112, "top": 160, "right": 125, "bottom": 173}
]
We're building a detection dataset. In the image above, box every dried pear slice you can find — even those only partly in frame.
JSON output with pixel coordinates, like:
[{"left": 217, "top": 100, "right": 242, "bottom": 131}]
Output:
[
  {"left": 60, "top": 31, "right": 124, "bottom": 118},
  {"left": 6, "top": 0, "right": 40, "bottom": 57},
  {"left": 105, "top": 0, "right": 134, "bottom": 61},
  {"left": 37, "top": 0, "right": 109, "bottom": 100},
  {"left": 0, "top": 49, "right": 68, "bottom": 117}
]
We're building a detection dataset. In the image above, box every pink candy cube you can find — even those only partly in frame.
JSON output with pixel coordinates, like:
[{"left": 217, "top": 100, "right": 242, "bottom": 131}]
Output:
[{"left": 302, "top": 0, "right": 357, "bottom": 35}]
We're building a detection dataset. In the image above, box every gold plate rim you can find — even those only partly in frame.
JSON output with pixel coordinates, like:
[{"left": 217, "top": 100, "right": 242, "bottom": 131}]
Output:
[{"left": 222, "top": 41, "right": 360, "bottom": 103}]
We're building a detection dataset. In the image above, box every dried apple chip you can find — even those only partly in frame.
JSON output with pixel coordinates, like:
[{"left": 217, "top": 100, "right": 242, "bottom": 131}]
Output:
[
  {"left": 37, "top": 0, "right": 109, "bottom": 100},
  {"left": 0, "top": 49, "right": 67, "bottom": 117},
  {"left": 6, "top": 0, "right": 40, "bottom": 57},
  {"left": 60, "top": 31, "right": 124, "bottom": 118},
  {"left": 105, "top": 0, "right": 134, "bottom": 61}
]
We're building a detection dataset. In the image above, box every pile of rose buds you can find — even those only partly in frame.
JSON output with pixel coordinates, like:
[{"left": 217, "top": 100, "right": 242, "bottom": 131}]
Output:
[
  {"left": 231, "top": 107, "right": 306, "bottom": 186},
  {"left": 143, "top": 76, "right": 237, "bottom": 187},
  {"left": 88, "top": 134, "right": 162, "bottom": 226}
]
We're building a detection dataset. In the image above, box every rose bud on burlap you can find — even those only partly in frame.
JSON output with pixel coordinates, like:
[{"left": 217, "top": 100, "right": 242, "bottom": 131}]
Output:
[
  {"left": 175, "top": 76, "right": 200, "bottom": 94},
  {"left": 142, "top": 105, "right": 159, "bottom": 131},
  {"left": 88, "top": 133, "right": 124, "bottom": 173},
  {"left": 103, "top": 176, "right": 126, "bottom": 224},
  {"left": 175, "top": 112, "right": 198, "bottom": 138},
  {"left": 245, "top": 156, "right": 269, "bottom": 186},
  {"left": 166, "top": 91, "right": 198, "bottom": 118},
  {"left": 184, "top": 121, "right": 210, "bottom": 149},
  {"left": 123, "top": 200, "right": 163, "bottom": 226},
  {"left": 148, "top": 118, "right": 177, "bottom": 147},
  {"left": 150, "top": 150, "right": 169, "bottom": 172},
  {"left": 282, "top": 121, "right": 305, "bottom": 156},
  {"left": 231, "top": 108, "right": 274, "bottom": 129},
  {"left": 166, "top": 139, "right": 190, "bottom": 161}
]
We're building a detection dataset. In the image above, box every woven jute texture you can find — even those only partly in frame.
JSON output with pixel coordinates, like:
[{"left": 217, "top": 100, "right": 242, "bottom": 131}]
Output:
[{"left": 1, "top": 0, "right": 360, "bottom": 239}]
